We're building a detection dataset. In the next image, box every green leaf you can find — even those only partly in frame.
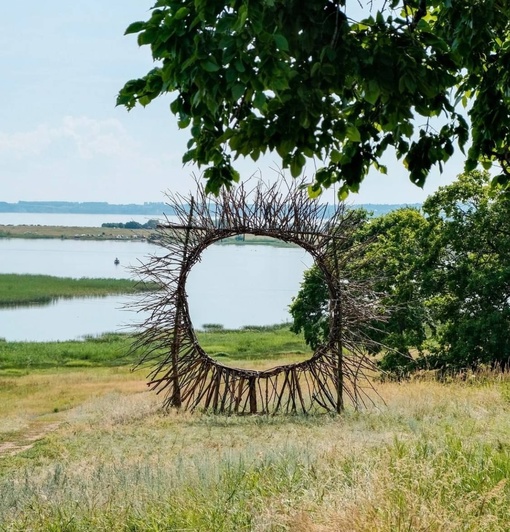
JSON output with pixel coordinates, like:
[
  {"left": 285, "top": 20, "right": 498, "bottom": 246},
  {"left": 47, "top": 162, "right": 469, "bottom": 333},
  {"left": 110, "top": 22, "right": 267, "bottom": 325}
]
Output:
[
  {"left": 273, "top": 34, "right": 289, "bottom": 51},
  {"left": 330, "top": 149, "right": 342, "bottom": 164},
  {"left": 307, "top": 184, "right": 322, "bottom": 199},
  {"left": 178, "top": 117, "right": 191, "bottom": 128},
  {"left": 231, "top": 84, "right": 245, "bottom": 101},
  {"left": 337, "top": 185, "right": 349, "bottom": 201},
  {"left": 234, "top": 59, "right": 245, "bottom": 73},
  {"left": 253, "top": 91, "right": 267, "bottom": 111},
  {"left": 465, "top": 159, "right": 478, "bottom": 172},
  {"left": 174, "top": 7, "right": 190, "bottom": 20},
  {"left": 231, "top": 169, "right": 240, "bottom": 183},
  {"left": 346, "top": 125, "right": 361, "bottom": 143},
  {"left": 202, "top": 60, "right": 220, "bottom": 72},
  {"left": 364, "top": 81, "right": 380, "bottom": 104},
  {"left": 290, "top": 153, "right": 306, "bottom": 178},
  {"left": 237, "top": 5, "right": 248, "bottom": 28},
  {"left": 124, "top": 21, "right": 145, "bottom": 35}
]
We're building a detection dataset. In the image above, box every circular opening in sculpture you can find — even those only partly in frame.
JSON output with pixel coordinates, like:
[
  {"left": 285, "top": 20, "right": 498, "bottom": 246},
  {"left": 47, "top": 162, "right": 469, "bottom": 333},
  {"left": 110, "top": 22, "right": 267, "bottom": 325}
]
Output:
[{"left": 186, "top": 233, "right": 315, "bottom": 370}]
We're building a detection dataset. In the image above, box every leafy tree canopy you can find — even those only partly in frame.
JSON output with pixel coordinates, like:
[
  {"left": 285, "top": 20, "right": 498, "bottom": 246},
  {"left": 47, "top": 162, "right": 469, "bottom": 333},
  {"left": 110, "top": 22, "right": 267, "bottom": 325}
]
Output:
[
  {"left": 291, "top": 171, "right": 510, "bottom": 376},
  {"left": 118, "top": 0, "right": 510, "bottom": 197},
  {"left": 422, "top": 170, "right": 510, "bottom": 371}
]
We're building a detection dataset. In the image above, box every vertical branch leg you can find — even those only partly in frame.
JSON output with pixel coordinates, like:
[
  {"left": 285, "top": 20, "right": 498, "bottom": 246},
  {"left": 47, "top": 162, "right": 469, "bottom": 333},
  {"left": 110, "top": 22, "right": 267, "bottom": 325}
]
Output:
[
  {"left": 249, "top": 377, "right": 257, "bottom": 414},
  {"left": 170, "top": 198, "right": 195, "bottom": 407},
  {"left": 333, "top": 241, "right": 344, "bottom": 413}
]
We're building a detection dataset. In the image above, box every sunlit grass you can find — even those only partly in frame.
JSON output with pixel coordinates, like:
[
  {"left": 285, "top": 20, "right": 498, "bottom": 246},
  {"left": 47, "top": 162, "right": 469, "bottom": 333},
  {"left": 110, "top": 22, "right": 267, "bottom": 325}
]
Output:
[
  {"left": 0, "top": 367, "right": 145, "bottom": 441},
  {"left": 2, "top": 328, "right": 510, "bottom": 529},
  {"left": 0, "top": 325, "right": 312, "bottom": 372},
  {"left": 1, "top": 376, "right": 510, "bottom": 530},
  {"left": 198, "top": 323, "right": 313, "bottom": 366},
  {"left": 0, "top": 333, "right": 140, "bottom": 370}
]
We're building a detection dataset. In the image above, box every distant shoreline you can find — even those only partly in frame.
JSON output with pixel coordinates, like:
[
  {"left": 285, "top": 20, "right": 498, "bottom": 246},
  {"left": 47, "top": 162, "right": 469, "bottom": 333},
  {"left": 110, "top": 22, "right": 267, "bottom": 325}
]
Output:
[
  {"left": 0, "top": 201, "right": 421, "bottom": 217},
  {"left": 0, "top": 201, "right": 171, "bottom": 216},
  {"left": 0, "top": 224, "right": 296, "bottom": 246},
  {"left": 0, "top": 224, "right": 153, "bottom": 241}
]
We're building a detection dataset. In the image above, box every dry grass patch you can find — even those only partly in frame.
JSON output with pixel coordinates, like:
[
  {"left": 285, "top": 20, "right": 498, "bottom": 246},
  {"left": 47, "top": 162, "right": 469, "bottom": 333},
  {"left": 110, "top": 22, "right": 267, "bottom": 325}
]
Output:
[
  {"left": 1, "top": 373, "right": 510, "bottom": 530},
  {"left": 0, "top": 368, "right": 146, "bottom": 449}
]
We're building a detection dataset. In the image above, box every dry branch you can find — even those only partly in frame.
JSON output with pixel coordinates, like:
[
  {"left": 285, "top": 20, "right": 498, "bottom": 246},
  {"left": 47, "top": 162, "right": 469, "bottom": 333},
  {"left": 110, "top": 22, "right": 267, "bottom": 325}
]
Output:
[{"left": 130, "top": 177, "right": 383, "bottom": 414}]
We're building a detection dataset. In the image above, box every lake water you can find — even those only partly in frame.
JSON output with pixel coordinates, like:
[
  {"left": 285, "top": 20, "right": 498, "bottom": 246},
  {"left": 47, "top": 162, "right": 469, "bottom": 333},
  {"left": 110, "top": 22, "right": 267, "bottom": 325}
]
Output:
[
  {"left": 0, "top": 238, "right": 313, "bottom": 341},
  {"left": 0, "top": 239, "right": 157, "bottom": 279}
]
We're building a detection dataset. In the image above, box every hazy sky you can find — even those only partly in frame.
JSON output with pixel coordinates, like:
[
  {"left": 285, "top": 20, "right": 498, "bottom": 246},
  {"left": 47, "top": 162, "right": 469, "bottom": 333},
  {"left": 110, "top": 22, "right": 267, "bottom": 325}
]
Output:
[{"left": 1, "top": 1, "right": 466, "bottom": 205}]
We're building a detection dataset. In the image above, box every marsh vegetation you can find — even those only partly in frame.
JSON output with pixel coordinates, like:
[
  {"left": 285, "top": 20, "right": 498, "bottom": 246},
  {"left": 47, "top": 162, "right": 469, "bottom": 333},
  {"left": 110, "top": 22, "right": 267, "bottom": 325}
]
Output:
[{"left": 0, "top": 274, "right": 159, "bottom": 307}]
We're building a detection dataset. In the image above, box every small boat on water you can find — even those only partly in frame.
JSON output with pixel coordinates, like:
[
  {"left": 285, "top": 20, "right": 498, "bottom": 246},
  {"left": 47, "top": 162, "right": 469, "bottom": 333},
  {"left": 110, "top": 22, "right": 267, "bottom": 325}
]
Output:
[{"left": 114, "top": 258, "right": 120, "bottom": 265}]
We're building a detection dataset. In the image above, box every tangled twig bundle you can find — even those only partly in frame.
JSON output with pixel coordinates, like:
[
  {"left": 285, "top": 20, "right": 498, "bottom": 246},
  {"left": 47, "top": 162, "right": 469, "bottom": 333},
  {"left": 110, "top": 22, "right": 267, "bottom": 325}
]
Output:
[{"left": 131, "top": 178, "right": 382, "bottom": 413}]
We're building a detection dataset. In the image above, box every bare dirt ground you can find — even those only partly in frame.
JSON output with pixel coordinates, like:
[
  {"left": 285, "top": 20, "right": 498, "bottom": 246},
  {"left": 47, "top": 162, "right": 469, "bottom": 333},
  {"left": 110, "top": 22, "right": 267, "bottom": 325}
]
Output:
[{"left": 0, "top": 420, "right": 62, "bottom": 457}]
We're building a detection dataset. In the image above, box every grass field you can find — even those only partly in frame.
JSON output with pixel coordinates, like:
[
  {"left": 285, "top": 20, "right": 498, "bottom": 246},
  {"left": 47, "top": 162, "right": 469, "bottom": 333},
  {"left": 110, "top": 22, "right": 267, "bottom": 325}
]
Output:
[
  {"left": 1, "top": 330, "right": 510, "bottom": 529},
  {"left": 1, "top": 363, "right": 510, "bottom": 530},
  {"left": 2, "top": 276, "right": 509, "bottom": 529},
  {"left": 0, "top": 326, "right": 312, "bottom": 372},
  {"left": 0, "top": 274, "right": 160, "bottom": 306}
]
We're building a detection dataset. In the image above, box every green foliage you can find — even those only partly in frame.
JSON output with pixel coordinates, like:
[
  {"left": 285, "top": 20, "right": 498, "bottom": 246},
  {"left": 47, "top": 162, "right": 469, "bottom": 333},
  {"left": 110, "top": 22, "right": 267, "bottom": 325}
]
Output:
[
  {"left": 289, "top": 207, "right": 372, "bottom": 349},
  {"left": 290, "top": 207, "right": 429, "bottom": 369},
  {"left": 101, "top": 219, "right": 159, "bottom": 229},
  {"left": 354, "top": 208, "right": 430, "bottom": 357},
  {"left": 289, "top": 267, "right": 329, "bottom": 349},
  {"left": 0, "top": 326, "right": 311, "bottom": 372},
  {"left": 0, "top": 333, "right": 139, "bottom": 370},
  {"left": 421, "top": 171, "right": 510, "bottom": 371},
  {"left": 291, "top": 171, "right": 510, "bottom": 375},
  {"left": 118, "top": 1, "right": 510, "bottom": 197}
]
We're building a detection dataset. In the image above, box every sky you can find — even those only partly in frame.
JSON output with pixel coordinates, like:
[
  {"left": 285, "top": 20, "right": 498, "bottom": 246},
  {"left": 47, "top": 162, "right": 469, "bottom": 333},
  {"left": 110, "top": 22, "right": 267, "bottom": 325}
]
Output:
[{"left": 0, "top": 1, "right": 466, "bottom": 205}]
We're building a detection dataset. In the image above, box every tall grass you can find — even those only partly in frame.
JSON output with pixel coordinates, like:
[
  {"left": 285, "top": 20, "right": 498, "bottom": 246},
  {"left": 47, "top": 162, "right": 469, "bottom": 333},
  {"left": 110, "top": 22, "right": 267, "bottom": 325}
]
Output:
[
  {"left": 1, "top": 378, "right": 510, "bottom": 530},
  {"left": 0, "top": 274, "right": 159, "bottom": 306},
  {"left": 197, "top": 323, "right": 312, "bottom": 367}
]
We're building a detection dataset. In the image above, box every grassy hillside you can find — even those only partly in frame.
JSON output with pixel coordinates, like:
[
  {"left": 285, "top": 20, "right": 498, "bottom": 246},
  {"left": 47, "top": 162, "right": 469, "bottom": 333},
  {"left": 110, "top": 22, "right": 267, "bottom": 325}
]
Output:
[
  {"left": 0, "top": 367, "right": 509, "bottom": 530},
  {"left": 0, "top": 319, "right": 508, "bottom": 529}
]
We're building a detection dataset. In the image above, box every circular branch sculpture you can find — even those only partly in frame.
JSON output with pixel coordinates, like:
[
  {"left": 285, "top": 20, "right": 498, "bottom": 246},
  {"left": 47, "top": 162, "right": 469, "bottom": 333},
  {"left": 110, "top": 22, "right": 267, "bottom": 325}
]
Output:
[{"left": 131, "top": 178, "right": 382, "bottom": 414}]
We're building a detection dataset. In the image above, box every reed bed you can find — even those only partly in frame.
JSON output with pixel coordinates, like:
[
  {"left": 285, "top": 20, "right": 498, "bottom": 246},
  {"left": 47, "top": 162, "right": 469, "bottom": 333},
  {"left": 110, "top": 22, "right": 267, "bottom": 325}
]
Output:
[{"left": 0, "top": 274, "right": 159, "bottom": 306}]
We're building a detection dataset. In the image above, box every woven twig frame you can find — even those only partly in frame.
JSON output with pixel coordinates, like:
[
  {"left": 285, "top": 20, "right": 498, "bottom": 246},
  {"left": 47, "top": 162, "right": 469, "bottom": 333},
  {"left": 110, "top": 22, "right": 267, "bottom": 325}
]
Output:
[{"left": 131, "top": 178, "right": 381, "bottom": 414}]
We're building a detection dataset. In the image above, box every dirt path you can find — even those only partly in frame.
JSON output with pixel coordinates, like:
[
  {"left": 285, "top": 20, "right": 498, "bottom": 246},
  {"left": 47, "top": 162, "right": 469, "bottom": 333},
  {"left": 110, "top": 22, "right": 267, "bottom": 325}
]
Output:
[{"left": 0, "top": 420, "right": 62, "bottom": 458}]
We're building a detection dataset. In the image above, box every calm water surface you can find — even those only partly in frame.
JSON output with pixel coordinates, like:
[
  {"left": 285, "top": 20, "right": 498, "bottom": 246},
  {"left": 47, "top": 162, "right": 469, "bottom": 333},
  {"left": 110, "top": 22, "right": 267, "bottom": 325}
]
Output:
[
  {"left": 0, "top": 238, "right": 312, "bottom": 341},
  {"left": 0, "top": 239, "right": 157, "bottom": 279}
]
